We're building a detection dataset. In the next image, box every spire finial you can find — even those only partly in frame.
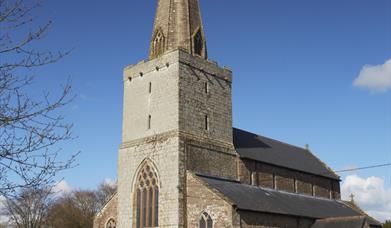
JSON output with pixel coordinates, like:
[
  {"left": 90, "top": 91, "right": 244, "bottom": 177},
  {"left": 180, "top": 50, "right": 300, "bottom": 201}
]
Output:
[
  {"left": 349, "top": 193, "right": 355, "bottom": 203},
  {"left": 149, "top": 0, "right": 208, "bottom": 59},
  {"left": 305, "top": 144, "right": 310, "bottom": 150}
]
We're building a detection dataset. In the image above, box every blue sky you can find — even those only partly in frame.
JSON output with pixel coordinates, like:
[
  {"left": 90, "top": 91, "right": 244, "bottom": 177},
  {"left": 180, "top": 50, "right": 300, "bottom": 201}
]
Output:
[{"left": 28, "top": 0, "right": 390, "bottom": 220}]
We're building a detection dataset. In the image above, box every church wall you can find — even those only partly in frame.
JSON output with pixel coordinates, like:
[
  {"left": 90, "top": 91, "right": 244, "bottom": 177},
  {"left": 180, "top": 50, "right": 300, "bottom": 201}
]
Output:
[
  {"left": 122, "top": 51, "right": 180, "bottom": 143},
  {"left": 177, "top": 50, "right": 233, "bottom": 144},
  {"left": 186, "top": 173, "right": 238, "bottom": 228},
  {"left": 332, "top": 181, "right": 341, "bottom": 199},
  {"left": 117, "top": 134, "right": 183, "bottom": 228},
  {"left": 186, "top": 141, "right": 237, "bottom": 180},
  {"left": 120, "top": 50, "right": 236, "bottom": 228},
  {"left": 239, "top": 210, "right": 314, "bottom": 228},
  {"left": 239, "top": 159, "right": 340, "bottom": 199},
  {"left": 258, "top": 172, "right": 274, "bottom": 189},
  {"left": 176, "top": 50, "right": 238, "bottom": 180},
  {"left": 238, "top": 158, "right": 252, "bottom": 184},
  {"left": 93, "top": 194, "right": 118, "bottom": 228},
  {"left": 276, "top": 175, "right": 295, "bottom": 193},
  {"left": 296, "top": 180, "right": 313, "bottom": 196}
]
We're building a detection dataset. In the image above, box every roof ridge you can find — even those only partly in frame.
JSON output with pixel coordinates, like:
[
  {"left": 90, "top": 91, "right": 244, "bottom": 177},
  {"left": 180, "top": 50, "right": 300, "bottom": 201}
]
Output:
[
  {"left": 233, "top": 127, "right": 307, "bottom": 151},
  {"left": 234, "top": 127, "right": 340, "bottom": 179},
  {"left": 342, "top": 201, "right": 382, "bottom": 226},
  {"left": 300, "top": 147, "right": 340, "bottom": 179},
  {"left": 94, "top": 192, "right": 118, "bottom": 218}
]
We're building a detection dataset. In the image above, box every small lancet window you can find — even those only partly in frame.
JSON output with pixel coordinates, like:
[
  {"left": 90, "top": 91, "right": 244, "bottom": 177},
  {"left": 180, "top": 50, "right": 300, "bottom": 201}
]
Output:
[
  {"left": 106, "top": 219, "right": 116, "bottom": 228},
  {"left": 134, "top": 162, "right": 159, "bottom": 228},
  {"left": 152, "top": 30, "right": 165, "bottom": 58},
  {"left": 204, "top": 115, "right": 209, "bottom": 131},
  {"left": 149, "top": 82, "right": 152, "bottom": 94},
  {"left": 199, "top": 212, "right": 213, "bottom": 228},
  {"left": 148, "top": 115, "right": 152, "bottom": 129},
  {"left": 193, "top": 30, "right": 203, "bottom": 56},
  {"left": 204, "top": 82, "right": 208, "bottom": 94}
]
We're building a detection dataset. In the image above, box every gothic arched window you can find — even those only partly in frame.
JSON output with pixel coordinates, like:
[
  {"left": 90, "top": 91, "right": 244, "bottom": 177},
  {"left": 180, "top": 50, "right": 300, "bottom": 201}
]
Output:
[
  {"left": 152, "top": 30, "right": 165, "bottom": 58},
  {"left": 193, "top": 29, "right": 203, "bottom": 56},
  {"left": 199, "top": 212, "right": 213, "bottom": 228},
  {"left": 134, "top": 162, "right": 159, "bottom": 228},
  {"left": 106, "top": 218, "right": 116, "bottom": 228}
]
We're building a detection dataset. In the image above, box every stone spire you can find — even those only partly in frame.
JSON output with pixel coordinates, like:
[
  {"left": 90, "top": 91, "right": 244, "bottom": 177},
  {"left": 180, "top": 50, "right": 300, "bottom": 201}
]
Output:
[{"left": 149, "top": 0, "right": 207, "bottom": 60}]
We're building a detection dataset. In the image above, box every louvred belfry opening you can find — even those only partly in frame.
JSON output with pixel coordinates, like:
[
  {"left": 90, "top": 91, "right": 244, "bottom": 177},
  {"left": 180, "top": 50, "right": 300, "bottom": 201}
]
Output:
[{"left": 149, "top": 0, "right": 208, "bottom": 59}]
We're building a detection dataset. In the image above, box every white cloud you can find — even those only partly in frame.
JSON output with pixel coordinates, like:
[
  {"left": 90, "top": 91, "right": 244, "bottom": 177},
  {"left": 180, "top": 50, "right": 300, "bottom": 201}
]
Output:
[
  {"left": 341, "top": 174, "right": 391, "bottom": 222},
  {"left": 353, "top": 59, "right": 391, "bottom": 92},
  {"left": 52, "top": 180, "right": 72, "bottom": 197},
  {"left": 103, "top": 178, "right": 117, "bottom": 188}
]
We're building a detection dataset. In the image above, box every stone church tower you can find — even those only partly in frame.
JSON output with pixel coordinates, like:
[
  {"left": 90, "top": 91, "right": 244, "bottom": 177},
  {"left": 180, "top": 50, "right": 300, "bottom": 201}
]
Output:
[
  {"left": 117, "top": 0, "right": 235, "bottom": 227},
  {"left": 94, "top": 1, "right": 382, "bottom": 228}
]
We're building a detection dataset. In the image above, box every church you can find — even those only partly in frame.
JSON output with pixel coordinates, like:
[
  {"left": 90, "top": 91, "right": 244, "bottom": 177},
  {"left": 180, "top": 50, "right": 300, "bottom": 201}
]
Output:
[{"left": 93, "top": 0, "right": 382, "bottom": 227}]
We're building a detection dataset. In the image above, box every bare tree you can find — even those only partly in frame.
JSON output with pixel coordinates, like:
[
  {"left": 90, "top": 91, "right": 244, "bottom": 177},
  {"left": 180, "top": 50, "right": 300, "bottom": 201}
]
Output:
[
  {"left": 46, "top": 181, "right": 117, "bottom": 228},
  {"left": 2, "top": 187, "right": 53, "bottom": 228},
  {"left": 0, "top": 0, "right": 78, "bottom": 195},
  {"left": 47, "top": 190, "right": 99, "bottom": 228},
  {"left": 95, "top": 181, "right": 117, "bottom": 209}
]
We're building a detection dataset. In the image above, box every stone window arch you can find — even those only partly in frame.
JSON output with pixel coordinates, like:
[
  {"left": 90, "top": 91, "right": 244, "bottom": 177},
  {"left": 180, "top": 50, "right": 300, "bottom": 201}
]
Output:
[
  {"left": 151, "top": 29, "right": 165, "bottom": 58},
  {"left": 134, "top": 161, "right": 159, "bottom": 228},
  {"left": 106, "top": 218, "right": 116, "bottom": 228},
  {"left": 193, "top": 29, "right": 204, "bottom": 56},
  {"left": 199, "top": 212, "right": 213, "bottom": 228}
]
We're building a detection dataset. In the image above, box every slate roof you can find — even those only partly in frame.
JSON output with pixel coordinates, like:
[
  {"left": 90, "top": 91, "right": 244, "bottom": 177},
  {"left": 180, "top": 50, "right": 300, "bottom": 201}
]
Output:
[
  {"left": 197, "top": 174, "right": 382, "bottom": 226},
  {"left": 233, "top": 128, "right": 339, "bottom": 180},
  {"left": 310, "top": 216, "right": 367, "bottom": 228}
]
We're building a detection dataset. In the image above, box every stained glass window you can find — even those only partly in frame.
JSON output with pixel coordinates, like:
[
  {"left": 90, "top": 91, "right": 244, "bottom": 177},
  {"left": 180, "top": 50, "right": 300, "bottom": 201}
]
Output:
[
  {"left": 134, "top": 162, "right": 159, "bottom": 228},
  {"left": 106, "top": 219, "right": 116, "bottom": 228},
  {"left": 199, "top": 212, "right": 213, "bottom": 228}
]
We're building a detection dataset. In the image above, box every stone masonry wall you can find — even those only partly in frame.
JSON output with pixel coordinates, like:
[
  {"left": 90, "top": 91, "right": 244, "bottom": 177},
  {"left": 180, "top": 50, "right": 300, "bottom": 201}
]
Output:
[
  {"left": 178, "top": 50, "right": 233, "bottom": 144},
  {"left": 185, "top": 138, "right": 237, "bottom": 180},
  {"left": 93, "top": 194, "right": 118, "bottom": 228},
  {"left": 117, "top": 133, "right": 182, "bottom": 228},
  {"left": 122, "top": 51, "right": 180, "bottom": 143},
  {"left": 119, "top": 50, "right": 234, "bottom": 228},
  {"left": 186, "top": 173, "right": 238, "bottom": 228},
  {"left": 239, "top": 159, "right": 340, "bottom": 199},
  {"left": 177, "top": 50, "right": 237, "bottom": 180}
]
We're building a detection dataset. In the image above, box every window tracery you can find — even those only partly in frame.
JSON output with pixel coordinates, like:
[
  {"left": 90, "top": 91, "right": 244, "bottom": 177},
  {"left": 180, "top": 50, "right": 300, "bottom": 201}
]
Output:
[
  {"left": 151, "top": 30, "right": 165, "bottom": 58},
  {"left": 199, "top": 212, "right": 213, "bottom": 228},
  {"left": 134, "top": 162, "right": 159, "bottom": 228},
  {"left": 106, "top": 218, "right": 116, "bottom": 228}
]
